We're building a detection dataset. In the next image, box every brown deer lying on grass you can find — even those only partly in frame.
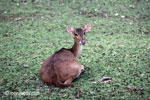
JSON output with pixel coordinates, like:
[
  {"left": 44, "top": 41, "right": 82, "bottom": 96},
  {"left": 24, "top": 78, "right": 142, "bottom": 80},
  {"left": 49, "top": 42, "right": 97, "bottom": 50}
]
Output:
[{"left": 40, "top": 24, "right": 91, "bottom": 87}]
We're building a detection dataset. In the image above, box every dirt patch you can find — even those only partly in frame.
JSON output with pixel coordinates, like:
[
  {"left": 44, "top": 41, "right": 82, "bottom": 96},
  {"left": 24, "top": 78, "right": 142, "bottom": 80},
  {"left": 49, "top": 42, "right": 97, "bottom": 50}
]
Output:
[{"left": 0, "top": 12, "right": 51, "bottom": 22}]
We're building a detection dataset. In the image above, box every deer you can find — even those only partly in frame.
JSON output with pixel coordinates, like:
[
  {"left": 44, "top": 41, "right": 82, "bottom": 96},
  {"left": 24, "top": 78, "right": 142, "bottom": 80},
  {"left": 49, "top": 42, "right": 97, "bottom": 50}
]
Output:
[{"left": 40, "top": 24, "right": 91, "bottom": 87}]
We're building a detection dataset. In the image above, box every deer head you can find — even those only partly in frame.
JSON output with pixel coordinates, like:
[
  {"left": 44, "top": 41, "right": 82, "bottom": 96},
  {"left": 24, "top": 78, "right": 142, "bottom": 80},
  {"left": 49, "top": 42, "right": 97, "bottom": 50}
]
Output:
[{"left": 67, "top": 24, "right": 91, "bottom": 45}]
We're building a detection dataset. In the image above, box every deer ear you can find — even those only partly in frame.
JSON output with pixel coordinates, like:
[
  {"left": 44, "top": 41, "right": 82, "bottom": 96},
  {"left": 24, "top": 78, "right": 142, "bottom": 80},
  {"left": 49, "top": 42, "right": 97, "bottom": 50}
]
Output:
[
  {"left": 67, "top": 26, "right": 74, "bottom": 34},
  {"left": 84, "top": 24, "right": 91, "bottom": 32}
]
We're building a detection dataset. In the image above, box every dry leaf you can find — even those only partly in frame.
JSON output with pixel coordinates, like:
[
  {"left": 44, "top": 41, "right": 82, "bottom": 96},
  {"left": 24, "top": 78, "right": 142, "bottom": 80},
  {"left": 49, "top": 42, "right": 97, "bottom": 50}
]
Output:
[{"left": 100, "top": 77, "right": 112, "bottom": 83}]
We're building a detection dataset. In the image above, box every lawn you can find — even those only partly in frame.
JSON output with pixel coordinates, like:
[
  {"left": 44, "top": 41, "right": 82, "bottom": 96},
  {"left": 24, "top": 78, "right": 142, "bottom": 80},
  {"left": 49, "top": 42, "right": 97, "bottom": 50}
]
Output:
[{"left": 0, "top": 0, "right": 150, "bottom": 100}]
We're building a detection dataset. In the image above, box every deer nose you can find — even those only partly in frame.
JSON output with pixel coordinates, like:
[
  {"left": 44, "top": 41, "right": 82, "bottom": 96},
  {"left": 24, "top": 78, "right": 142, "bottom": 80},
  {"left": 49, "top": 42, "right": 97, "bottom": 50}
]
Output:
[{"left": 82, "top": 40, "right": 86, "bottom": 45}]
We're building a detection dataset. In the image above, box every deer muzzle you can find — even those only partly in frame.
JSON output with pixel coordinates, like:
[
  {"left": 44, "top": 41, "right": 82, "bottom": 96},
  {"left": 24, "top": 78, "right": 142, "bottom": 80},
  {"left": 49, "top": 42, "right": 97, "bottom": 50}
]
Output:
[{"left": 82, "top": 40, "right": 86, "bottom": 45}]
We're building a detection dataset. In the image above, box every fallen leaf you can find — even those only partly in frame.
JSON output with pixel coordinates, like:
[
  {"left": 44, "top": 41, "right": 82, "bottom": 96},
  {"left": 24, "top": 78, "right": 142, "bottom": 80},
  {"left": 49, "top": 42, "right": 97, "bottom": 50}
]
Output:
[{"left": 100, "top": 77, "right": 112, "bottom": 83}]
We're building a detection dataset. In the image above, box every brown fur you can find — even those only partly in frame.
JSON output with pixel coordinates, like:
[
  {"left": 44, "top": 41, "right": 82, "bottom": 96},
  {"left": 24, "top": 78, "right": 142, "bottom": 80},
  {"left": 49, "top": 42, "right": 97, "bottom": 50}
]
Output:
[{"left": 40, "top": 24, "right": 91, "bottom": 87}]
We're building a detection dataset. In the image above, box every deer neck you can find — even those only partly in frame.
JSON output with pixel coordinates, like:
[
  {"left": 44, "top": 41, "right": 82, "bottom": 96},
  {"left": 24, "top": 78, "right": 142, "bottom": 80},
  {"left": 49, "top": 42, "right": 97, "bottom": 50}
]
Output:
[{"left": 71, "top": 41, "right": 82, "bottom": 58}]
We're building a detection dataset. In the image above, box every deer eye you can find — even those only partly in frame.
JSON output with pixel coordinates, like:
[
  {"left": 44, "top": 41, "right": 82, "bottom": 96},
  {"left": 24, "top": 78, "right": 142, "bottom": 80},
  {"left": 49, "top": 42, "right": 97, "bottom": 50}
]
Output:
[{"left": 75, "top": 34, "right": 78, "bottom": 36}]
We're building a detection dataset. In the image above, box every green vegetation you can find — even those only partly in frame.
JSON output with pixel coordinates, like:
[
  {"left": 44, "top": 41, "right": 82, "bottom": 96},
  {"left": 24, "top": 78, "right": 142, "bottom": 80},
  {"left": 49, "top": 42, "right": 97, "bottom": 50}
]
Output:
[{"left": 0, "top": 0, "right": 150, "bottom": 99}]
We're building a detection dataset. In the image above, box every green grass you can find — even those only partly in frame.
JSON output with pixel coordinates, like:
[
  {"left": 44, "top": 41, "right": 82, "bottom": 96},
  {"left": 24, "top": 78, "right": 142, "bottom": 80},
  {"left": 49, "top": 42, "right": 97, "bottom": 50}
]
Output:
[{"left": 0, "top": 0, "right": 150, "bottom": 100}]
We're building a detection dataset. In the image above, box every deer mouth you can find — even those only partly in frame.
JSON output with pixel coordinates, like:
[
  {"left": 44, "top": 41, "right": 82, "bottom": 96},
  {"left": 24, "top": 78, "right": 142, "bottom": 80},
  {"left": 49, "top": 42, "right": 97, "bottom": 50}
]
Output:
[{"left": 81, "top": 40, "right": 86, "bottom": 45}]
